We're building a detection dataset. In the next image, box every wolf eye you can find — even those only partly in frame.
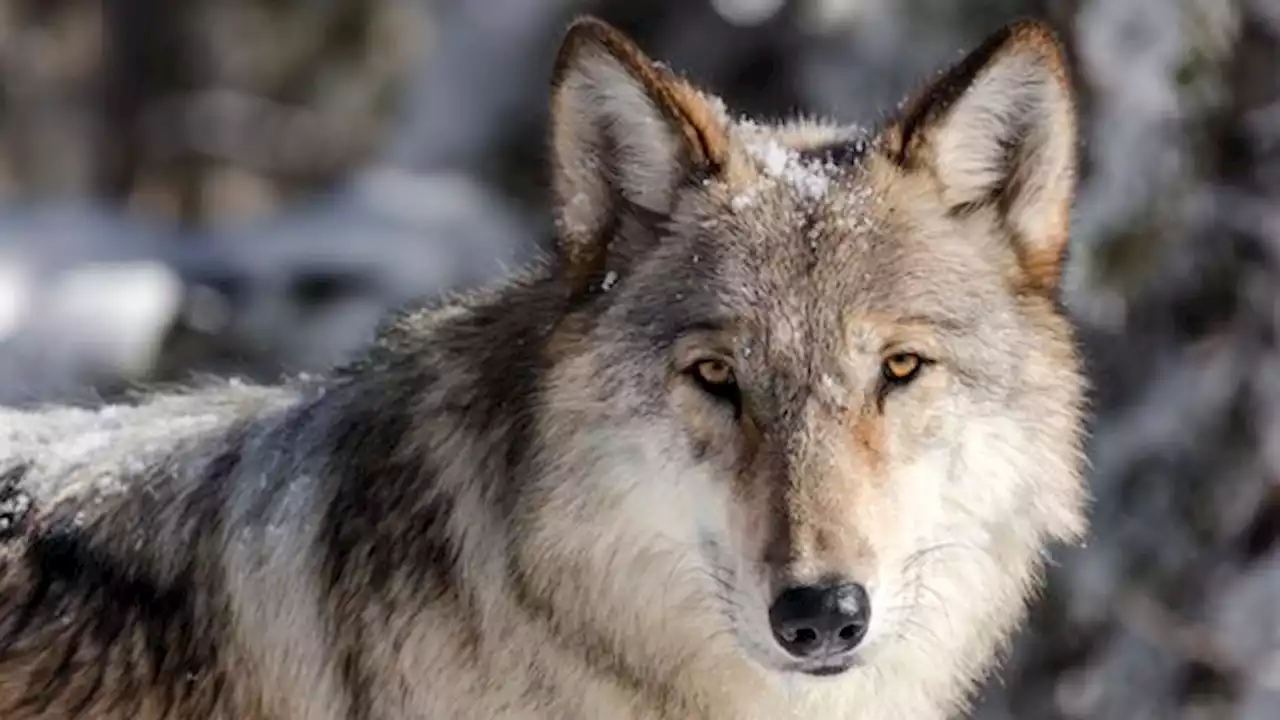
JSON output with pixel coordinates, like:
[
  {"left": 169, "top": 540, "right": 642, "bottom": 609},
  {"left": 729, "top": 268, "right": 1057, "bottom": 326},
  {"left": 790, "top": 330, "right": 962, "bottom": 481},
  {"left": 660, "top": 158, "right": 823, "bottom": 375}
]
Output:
[
  {"left": 882, "top": 353, "right": 923, "bottom": 384},
  {"left": 694, "top": 359, "right": 734, "bottom": 386},
  {"left": 689, "top": 359, "right": 741, "bottom": 406}
]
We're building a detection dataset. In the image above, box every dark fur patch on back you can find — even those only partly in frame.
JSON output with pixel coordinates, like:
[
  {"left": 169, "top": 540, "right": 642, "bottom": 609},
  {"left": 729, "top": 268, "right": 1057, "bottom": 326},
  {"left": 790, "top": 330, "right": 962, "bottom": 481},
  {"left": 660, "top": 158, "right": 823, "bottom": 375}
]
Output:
[
  {"left": 320, "top": 377, "right": 455, "bottom": 595},
  {"left": 1, "top": 436, "right": 241, "bottom": 717},
  {"left": 0, "top": 464, "right": 33, "bottom": 542},
  {"left": 16, "top": 528, "right": 211, "bottom": 714},
  {"left": 320, "top": 374, "right": 465, "bottom": 719},
  {"left": 320, "top": 282, "right": 560, "bottom": 590},
  {"left": 319, "top": 279, "right": 562, "bottom": 713}
]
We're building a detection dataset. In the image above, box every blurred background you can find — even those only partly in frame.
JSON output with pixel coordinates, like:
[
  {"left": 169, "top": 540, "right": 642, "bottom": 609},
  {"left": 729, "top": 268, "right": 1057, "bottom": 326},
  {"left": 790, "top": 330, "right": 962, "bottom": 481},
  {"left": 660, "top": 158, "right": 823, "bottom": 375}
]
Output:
[{"left": 0, "top": 0, "right": 1276, "bottom": 716}]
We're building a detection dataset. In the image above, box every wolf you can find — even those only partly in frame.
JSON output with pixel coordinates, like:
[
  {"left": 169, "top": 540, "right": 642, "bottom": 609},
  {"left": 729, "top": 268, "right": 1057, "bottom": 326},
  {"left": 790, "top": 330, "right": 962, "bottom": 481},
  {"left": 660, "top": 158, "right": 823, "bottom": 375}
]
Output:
[{"left": 0, "top": 15, "right": 1087, "bottom": 720}]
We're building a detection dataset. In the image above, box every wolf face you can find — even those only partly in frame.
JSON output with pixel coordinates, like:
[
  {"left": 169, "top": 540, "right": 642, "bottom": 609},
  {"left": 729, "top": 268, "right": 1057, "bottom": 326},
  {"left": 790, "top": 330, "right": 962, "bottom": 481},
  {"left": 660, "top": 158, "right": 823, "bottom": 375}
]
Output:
[{"left": 527, "top": 16, "right": 1086, "bottom": 700}]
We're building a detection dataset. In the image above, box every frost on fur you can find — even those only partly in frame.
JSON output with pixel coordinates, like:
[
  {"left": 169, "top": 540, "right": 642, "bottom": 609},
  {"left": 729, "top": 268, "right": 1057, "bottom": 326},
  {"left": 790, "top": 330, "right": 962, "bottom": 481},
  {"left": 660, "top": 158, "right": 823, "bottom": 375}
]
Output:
[{"left": 887, "top": 20, "right": 1077, "bottom": 292}]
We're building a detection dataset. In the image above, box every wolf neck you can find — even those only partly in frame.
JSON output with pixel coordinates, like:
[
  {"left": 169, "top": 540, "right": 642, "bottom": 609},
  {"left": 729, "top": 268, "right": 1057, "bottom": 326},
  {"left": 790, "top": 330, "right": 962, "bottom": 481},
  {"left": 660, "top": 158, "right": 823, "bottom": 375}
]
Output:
[{"left": 322, "top": 268, "right": 561, "bottom": 591}]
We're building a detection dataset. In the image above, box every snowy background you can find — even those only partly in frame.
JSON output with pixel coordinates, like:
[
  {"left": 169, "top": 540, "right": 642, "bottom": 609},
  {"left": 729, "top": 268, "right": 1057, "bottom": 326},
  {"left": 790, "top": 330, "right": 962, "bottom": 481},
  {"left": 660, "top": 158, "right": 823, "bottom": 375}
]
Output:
[{"left": 1, "top": 0, "right": 1278, "bottom": 716}]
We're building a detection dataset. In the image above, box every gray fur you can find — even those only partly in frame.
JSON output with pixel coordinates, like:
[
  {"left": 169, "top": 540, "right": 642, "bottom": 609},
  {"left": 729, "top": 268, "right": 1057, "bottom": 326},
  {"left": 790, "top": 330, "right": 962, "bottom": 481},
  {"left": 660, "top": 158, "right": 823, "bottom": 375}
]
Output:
[{"left": 0, "top": 17, "right": 1087, "bottom": 720}]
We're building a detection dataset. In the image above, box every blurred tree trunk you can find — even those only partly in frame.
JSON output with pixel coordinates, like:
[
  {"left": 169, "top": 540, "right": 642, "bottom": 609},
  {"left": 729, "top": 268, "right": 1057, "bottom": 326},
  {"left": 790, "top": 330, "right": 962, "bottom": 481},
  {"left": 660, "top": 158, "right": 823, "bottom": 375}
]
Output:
[{"left": 0, "top": 0, "right": 423, "bottom": 228}]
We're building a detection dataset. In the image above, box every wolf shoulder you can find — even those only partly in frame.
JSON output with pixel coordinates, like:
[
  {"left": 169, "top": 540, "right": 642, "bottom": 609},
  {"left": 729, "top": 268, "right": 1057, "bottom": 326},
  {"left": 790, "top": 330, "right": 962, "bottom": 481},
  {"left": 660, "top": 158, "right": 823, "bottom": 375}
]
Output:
[{"left": 0, "top": 380, "right": 305, "bottom": 509}]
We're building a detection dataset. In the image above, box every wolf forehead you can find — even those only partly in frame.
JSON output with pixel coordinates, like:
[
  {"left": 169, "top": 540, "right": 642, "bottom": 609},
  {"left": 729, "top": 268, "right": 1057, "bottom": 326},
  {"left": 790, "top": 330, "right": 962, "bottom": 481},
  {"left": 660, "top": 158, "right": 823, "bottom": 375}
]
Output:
[{"left": 611, "top": 124, "right": 1002, "bottom": 348}]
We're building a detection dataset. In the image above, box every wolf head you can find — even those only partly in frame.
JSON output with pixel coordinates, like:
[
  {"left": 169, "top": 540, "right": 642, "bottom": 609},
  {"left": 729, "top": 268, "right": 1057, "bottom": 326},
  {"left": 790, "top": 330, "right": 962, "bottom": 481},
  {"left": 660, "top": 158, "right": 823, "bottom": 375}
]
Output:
[{"left": 522, "top": 16, "right": 1086, "bottom": 710}]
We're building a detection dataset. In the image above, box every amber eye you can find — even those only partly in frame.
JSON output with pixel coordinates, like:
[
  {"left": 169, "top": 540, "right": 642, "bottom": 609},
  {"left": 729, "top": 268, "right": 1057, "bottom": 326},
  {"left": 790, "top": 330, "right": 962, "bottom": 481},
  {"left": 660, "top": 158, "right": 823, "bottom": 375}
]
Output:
[
  {"left": 689, "top": 359, "right": 741, "bottom": 407},
  {"left": 694, "top": 359, "right": 734, "bottom": 386},
  {"left": 882, "top": 353, "right": 923, "bottom": 384}
]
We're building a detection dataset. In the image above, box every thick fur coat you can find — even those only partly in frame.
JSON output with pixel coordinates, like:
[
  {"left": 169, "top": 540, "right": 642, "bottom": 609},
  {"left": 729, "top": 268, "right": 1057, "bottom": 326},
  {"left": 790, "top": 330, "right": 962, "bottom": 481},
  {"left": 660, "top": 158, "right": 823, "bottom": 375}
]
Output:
[{"left": 0, "top": 17, "right": 1088, "bottom": 720}]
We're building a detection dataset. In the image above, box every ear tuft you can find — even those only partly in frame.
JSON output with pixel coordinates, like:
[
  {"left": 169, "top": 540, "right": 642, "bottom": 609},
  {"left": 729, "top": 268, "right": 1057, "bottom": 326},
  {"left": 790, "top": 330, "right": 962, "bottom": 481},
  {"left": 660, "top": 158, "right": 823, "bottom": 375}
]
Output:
[
  {"left": 549, "top": 17, "right": 728, "bottom": 294},
  {"left": 885, "top": 20, "right": 1077, "bottom": 292}
]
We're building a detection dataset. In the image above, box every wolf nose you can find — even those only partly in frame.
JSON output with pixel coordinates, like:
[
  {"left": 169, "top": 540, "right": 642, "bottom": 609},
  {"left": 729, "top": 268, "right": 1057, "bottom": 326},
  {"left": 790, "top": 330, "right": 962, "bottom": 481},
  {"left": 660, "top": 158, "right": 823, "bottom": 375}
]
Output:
[{"left": 768, "top": 582, "right": 870, "bottom": 659}]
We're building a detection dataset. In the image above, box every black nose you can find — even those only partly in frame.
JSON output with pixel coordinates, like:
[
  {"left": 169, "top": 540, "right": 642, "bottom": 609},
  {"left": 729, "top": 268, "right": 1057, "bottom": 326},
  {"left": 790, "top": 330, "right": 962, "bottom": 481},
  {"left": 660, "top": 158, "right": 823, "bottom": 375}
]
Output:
[{"left": 768, "top": 582, "right": 870, "bottom": 659}]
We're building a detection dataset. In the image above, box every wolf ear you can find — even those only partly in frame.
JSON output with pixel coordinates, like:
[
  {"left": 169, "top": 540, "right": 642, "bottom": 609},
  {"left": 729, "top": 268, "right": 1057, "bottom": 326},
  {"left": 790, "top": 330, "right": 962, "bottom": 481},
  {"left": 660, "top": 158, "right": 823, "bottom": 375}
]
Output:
[
  {"left": 884, "top": 20, "right": 1077, "bottom": 292},
  {"left": 549, "top": 17, "right": 729, "bottom": 294}
]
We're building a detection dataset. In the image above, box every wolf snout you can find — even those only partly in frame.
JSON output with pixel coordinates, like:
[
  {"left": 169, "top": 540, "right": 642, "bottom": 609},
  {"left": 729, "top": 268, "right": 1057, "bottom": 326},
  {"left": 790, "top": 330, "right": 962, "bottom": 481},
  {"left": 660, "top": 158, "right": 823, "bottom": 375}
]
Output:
[{"left": 768, "top": 581, "right": 870, "bottom": 668}]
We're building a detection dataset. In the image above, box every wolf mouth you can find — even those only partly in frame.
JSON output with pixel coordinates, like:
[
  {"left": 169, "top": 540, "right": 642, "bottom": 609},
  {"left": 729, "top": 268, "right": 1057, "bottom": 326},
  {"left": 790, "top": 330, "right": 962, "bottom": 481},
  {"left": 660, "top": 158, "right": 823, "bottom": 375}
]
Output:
[{"left": 805, "top": 663, "right": 856, "bottom": 677}]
